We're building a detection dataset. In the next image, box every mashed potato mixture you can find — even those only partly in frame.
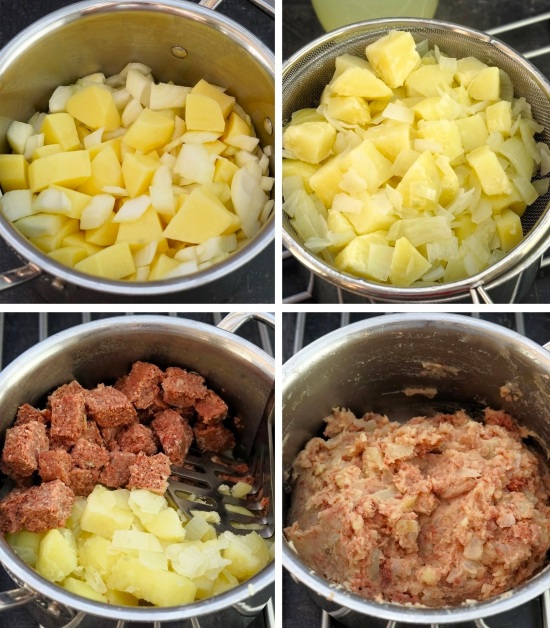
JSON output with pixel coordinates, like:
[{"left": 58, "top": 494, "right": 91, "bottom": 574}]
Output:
[{"left": 286, "top": 408, "right": 550, "bottom": 606}]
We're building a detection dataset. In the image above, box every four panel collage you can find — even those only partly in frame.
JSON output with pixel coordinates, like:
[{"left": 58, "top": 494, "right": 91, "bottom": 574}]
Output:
[{"left": 1, "top": 1, "right": 550, "bottom": 628}]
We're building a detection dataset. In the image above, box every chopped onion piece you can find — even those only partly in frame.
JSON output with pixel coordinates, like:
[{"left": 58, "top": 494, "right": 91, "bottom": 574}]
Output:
[
  {"left": 382, "top": 103, "right": 414, "bottom": 124},
  {"left": 332, "top": 193, "right": 362, "bottom": 214}
]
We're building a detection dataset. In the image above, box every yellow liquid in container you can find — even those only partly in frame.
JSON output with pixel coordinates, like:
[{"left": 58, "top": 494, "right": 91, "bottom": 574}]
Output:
[{"left": 311, "top": 0, "right": 439, "bottom": 30}]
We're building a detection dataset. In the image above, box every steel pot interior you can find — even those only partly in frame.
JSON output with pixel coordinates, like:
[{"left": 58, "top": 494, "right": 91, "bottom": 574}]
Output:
[
  {"left": 0, "top": 315, "right": 274, "bottom": 622},
  {"left": 283, "top": 313, "right": 550, "bottom": 624},
  {"left": 0, "top": 0, "right": 274, "bottom": 295},
  {"left": 282, "top": 18, "right": 550, "bottom": 303}
]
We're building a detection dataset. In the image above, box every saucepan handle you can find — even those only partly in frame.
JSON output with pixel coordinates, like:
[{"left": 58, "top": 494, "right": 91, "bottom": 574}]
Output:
[
  {"left": 0, "top": 262, "right": 41, "bottom": 291},
  {"left": 0, "top": 586, "right": 38, "bottom": 611},
  {"left": 198, "top": 0, "right": 275, "bottom": 18},
  {"left": 217, "top": 312, "right": 275, "bottom": 334}
]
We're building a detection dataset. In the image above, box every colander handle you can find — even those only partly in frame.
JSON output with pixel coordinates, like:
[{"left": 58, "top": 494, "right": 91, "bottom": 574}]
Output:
[
  {"left": 470, "top": 286, "right": 494, "bottom": 304},
  {"left": 0, "top": 262, "right": 42, "bottom": 291},
  {"left": 198, "top": 0, "right": 275, "bottom": 18},
  {"left": 0, "top": 586, "right": 37, "bottom": 611}
]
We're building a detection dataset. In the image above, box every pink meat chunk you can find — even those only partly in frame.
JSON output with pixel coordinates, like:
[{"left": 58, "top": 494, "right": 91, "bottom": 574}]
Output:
[
  {"left": 1, "top": 421, "right": 49, "bottom": 480},
  {"left": 71, "top": 438, "right": 110, "bottom": 471},
  {"left": 161, "top": 367, "right": 207, "bottom": 408},
  {"left": 116, "top": 423, "right": 157, "bottom": 456},
  {"left": 38, "top": 449, "right": 72, "bottom": 485},
  {"left": 86, "top": 384, "right": 137, "bottom": 428},
  {"left": 127, "top": 452, "right": 171, "bottom": 494},
  {"left": 116, "top": 361, "right": 164, "bottom": 410},
  {"left": 151, "top": 409, "right": 193, "bottom": 465},
  {"left": 195, "top": 389, "right": 228, "bottom": 424},
  {"left": 99, "top": 451, "right": 136, "bottom": 488},
  {"left": 49, "top": 383, "right": 87, "bottom": 447}
]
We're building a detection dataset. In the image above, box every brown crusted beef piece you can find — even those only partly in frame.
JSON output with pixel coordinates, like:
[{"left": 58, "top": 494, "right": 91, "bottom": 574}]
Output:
[
  {"left": 0, "top": 479, "right": 75, "bottom": 533},
  {"left": 2, "top": 421, "right": 49, "bottom": 480},
  {"left": 86, "top": 384, "right": 137, "bottom": 428},
  {"left": 99, "top": 451, "right": 136, "bottom": 488},
  {"left": 161, "top": 367, "right": 207, "bottom": 408},
  {"left": 49, "top": 381, "right": 87, "bottom": 447},
  {"left": 100, "top": 425, "right": 122, "bottom": 451},
  {"left": 69, "top": 468, "right": 100, "bottom": 497},
  {"left": 116, "top": 361, "right": 164, "bottom": 411},
  {"left": 71, "top": 438, "right": 109, "bottom": 471},
  {"left": 151, "top": 409, "right": 193, "bottom": 465},
  {"left": 38, "top": 449, "right": 72, "bottom": 485},
  {"left": 85, "top": 421, "right": 104, "bottom": 447},
  {"left": 195, "top": 390, "right": 228, "bottom": 424},
  {"left": 116, "top": 423, "right": 157, "bottom": 455},
  {"left": 127, "top": 452, "right": 171, "bottom": 494},
  {"left": 193, "top": 421, "right": 235, "bottom": 453},
  {"left": 14, "top": 404, "right": 50, "bottom": 426}
]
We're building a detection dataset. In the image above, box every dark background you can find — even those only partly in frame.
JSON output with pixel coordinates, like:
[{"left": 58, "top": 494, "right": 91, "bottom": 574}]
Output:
[
  {"left": 282, "top": 0, "right": 550, "bottom": 304},
  {"left": 0, "top": 0, "right": 274, "bottom": 304},
  {"left": 0, "top": 311, "right": 274, "bottom": 628}
]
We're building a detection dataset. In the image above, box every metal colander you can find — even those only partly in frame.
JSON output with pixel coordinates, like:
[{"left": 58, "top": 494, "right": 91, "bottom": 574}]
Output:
[{"left": 282, "top": 18, "right": 550, "bottom": 303}]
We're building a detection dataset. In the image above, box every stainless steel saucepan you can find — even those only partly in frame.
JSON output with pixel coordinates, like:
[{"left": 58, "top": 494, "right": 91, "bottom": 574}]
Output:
[
  {"left": 283, "top": 313, "right": 550, "bottom": 625},
  {"left": 0, "top": 313, "right": 274, "bottom": 627},
  {"left": 0, "top": 0, "right": 274, "bottom": 296}
]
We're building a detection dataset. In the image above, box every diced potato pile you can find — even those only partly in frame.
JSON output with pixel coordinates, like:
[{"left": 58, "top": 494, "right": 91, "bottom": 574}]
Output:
[
  {"left": 6, "top": 485, "right": 273, "bottom": 607},
  {"left": 283, "top": 30, "right": 550, "bottom": 287},
  {"left": 0, "top": 64, "right": 273, "bottom": 282}
]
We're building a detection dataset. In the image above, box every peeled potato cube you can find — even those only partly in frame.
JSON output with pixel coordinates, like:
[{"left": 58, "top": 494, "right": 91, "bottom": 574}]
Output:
[
  {"left": 62, "top": 577, "right": 108, "bottom": 603},
  {"left": 36, "top": 528, "right": 78, "bottom": 582},
  {"left": 28, "top": 150, "right": 91, "bottom": 192},
  {"left": 283, "top": 122, "right": 336, "bottom": 165},
  {"left": 15, "top": 213, "right": 68, "bottom": 238},
  {"left": 29, "top": 219, "right": 79, "bottom": 252},
  {"left": 456, "top": 113, "right": 489, "bottom": 153},
  {"left": 389, "top": 237, "right": 431, "bottom": 286},
  {"left": 309, "top": 156, "right": 344, "bottom": 207},
  {"left": 416, "top": 120, "right": 463, "bottom": 164},
  {"left": 78, "top": 145, "right": 123, "bottom": 196},
  {"left": 486, "top": 100, "right": 512, "bottom": 135},
  {"left": 335, "top": 233, "right": 387, "bottom": 279},
  {"left": 396, "top": 151, "right": 441, "bottom": 209},
  {"left": 74, "top": 241, "right": 135, "bottom": 280},
  {"left": 66, "top": 85, "right": 121, "bottom": 131},
  {"left": 495, "top": 207, "right": 523, "bottom": 252},
  {"left": 192, "top": 79, "right": 236, "bottom": 118},
  {"left": 185, "top": 93, "right": 225, "bottom": 133},
  {"left": 116, "top": 206, "right": 164, "bottom": 247},
  {"left": 405, "top": 65, "right": 454, "bottom": 98},
  {"left": 122, "top": 153, "right": 159, "bottom": 198},
  {"left": 330, "top": 67, "right": 392, "bottom": 99},
  {"left": 164, "top": 187, "right": 239, "bottom": 244},
  {"left": 326, "top": 96, "right": 371, "bottom": 125},
  {"left": 48, "top": 245, "right": 87, "bottom": 267},
  {"left": 85, "top": 212, "right": 119, "bottom": 246},
  {"left": 0, "top": 154, "right": 29, "bottom": 191},
  {"left": 364, "top": 121, "right": 411, "bottom": 162},
  {"left": 468, "top": 66, "right": 500, "bottom": 101},
  {"left": 467, "top": 145, "right": 512, "bottom": 196},
  {"left": 341, "top": 140, "right": 393, "bottom": 193},
  {"left": 1, "top": 189, "right": 34, "bottom": 221},
  {"left": 107, "top": 555, "right": 196, "bottom": 606},
  {"left": 7, "top": 121, "right": 34, "bottom": 154},
  {"left": 80, "top": 194, "right": 116, "bottom": 230},
  {"left": 365, "top": 29, "right": 420, "bottom": 89},
  {"left": 123, "top": 108, "right": 175, "bottom": 152},
  {"left": 40, "top": 113, "right": 80, "bottom": 152}
]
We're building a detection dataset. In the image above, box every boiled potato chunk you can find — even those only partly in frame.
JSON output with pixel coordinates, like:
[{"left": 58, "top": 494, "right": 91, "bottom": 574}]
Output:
[
  {"left": 5, "top": 530, "right": 44, "bottom": 567},
  {"left": 467, "top": 145, "right": 512, "bottom": 196},
  {"left": 389, "top": 237, "right": 431, "bottom": 286},
  {"left": 405, "top": 65, "right": 454, "bottom": 97},
  {"left": 326, "top": 96, "right": 371, "bottom": 125},
  {"left": 223, "top": 532, "right": 271, "bottom": 581},
  {"left": 283, "top": 121, "right": 336, "bottom": 164},
  {"left": 163, "top": 187, "right": 240, "bottom": 243},
  {"left": 468, "top": 66, "right": 500, "bottom": 101},
  {"left": 331, "top": 67, "right": 392, "bottom": 99},
  {"left": 36, "top": 528, "right": 78, "bottom": 582},
  {"left": 79, "top": 485, "right": 135, "bottom": 538},
  {"left": 365, "top": 29, "right": 420, "bottom": 89},
  {"left": 62, "top": 577, "right": 108, "bottom": 603},
  {"left": 107, "top": 555, "right": 196, "bottom": 606},
  {"left": 77, "top": 535, "right": 118, "bottom": 576},
  {"left": 495, "top": 208, "right": 523, "bottom": 252},
  {"left": 341, "top": 140, "right": 392, "bottom": 193},
  {"left": 456, "top": 114, "right": 489, "bottom": 153},
  {"left": 66, "top": 85, "right": 121, "bottom": 131}
]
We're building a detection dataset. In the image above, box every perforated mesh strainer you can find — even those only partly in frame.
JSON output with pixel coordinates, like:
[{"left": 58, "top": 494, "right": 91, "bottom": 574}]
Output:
[{"left": 282, "top": 18, "right": 550, "bottom": 303}]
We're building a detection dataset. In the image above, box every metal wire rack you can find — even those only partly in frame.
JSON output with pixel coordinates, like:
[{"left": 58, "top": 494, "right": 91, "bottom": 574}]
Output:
[
  {"left": 0, "top": 312, "right": 274, "bottom": 628},
  {"left": 282, "top": 12, "right": 550, "bottom": 305},
  {"left": 284, "top": 311, "right": 550, "bottom": 628}
]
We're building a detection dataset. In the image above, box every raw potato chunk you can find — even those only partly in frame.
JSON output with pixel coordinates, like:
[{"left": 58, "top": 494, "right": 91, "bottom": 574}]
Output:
[
  {"left": 0, "top": 154, "right": 28, "bottom": 191},
  {"left": 66, "top": 86, "right": 121, "bottom": 131},
  {"left": 41, "top": 114, "right": 80, "bottom": 152},
  {"left": 366, "top": 30, "right": 420, "bottom": 88},
  {"left": 107, "top": 555, "right": 196, "bottom": 606},
  {"left": 74, "top": 242, "right": 135, "bottom": 280},
  {"left": 123, "top": 108, "right": 175, "bottom": 152},
  {"left": 185, "top": 94, "right": 225, "bottom": 133},
  {"left": 163, "top": 187, "right": 240, "bottom": 243},
  {"left": 28, "top": 151, "right": 91, "bottom": 192}
]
